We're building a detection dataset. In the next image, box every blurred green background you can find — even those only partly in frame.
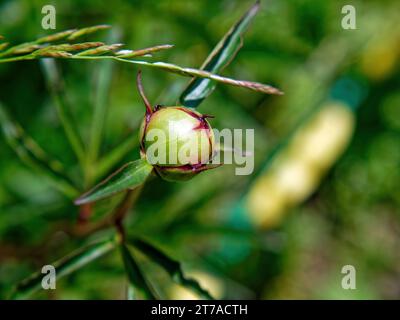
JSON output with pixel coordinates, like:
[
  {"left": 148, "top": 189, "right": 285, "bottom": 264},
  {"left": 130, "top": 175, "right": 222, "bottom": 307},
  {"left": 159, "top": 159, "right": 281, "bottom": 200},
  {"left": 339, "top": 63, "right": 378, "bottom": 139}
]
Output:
[{"left": 1, "top": 0, "right": 400, "bottom": 299}]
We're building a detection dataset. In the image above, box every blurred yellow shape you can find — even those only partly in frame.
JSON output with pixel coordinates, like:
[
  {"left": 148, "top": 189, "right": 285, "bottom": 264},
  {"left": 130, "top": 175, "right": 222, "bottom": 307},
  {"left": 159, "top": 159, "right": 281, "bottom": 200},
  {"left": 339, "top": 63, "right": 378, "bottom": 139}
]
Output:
[
  {"left": 246, "top": 175, "right": 288, "bottom": 228},
  {"left": 360, "top": 35, "right": 399, "bottom": 81},
  {"left": 273, "top": 157, "right": 318, "bottom": 205},
  {"left": 291, "top": 103, "right": 355, "bottom": 170},
  {"left": 246, "top": 102, "right": 355, "bottom": 229}
]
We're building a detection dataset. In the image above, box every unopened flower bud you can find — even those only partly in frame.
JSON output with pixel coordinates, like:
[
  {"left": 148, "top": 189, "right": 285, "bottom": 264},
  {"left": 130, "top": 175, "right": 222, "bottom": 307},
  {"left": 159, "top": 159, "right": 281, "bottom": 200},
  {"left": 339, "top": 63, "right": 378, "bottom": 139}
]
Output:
[{"left": 136, "top": 71, "right": 217, "bottom": 181}]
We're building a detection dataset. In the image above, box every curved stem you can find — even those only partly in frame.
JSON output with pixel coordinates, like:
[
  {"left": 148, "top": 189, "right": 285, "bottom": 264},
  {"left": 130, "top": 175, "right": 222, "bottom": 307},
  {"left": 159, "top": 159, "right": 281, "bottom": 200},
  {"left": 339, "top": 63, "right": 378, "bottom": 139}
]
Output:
[{"left": 136, "top": 70, "right": 153, "bottom": 115}]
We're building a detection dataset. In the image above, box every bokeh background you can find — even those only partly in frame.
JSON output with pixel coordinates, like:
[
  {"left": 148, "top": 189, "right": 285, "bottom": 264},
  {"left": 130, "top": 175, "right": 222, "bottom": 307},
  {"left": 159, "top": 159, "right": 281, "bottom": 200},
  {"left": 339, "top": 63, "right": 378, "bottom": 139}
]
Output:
[{"left": 1, "top": 0, "right": 400, "bottom": 299}]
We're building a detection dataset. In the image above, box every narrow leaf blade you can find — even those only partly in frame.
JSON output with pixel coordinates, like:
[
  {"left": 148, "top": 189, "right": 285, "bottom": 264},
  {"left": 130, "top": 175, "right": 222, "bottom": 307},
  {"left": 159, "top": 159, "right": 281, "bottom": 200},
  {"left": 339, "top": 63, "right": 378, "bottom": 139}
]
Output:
[
  {"left": 180, "top": 1, "right": 260, "bottom": 108},
  {"left": 35, "top": 29, "right": 77, "bottom": 44},
  {"left": 67, "top": 25, "right": 111, "bottom": 41},
  {"left": 113, "top": 58, "right": 282, "bottom": 95},
  {"left": 115, "top": 44, "right": 174, "bottom": 58},
  {"left": 75, "top": 159, "right": 153, "bottom": 205},
  {"left": 129, "top": 237, "right": 214, "bottom": 299},
  {"left": 40, "top": 59, "right": 86, "bottom": 167},
  {"left": 120, "top": 244, "right": 156, "bottom": 299},
  {"left": 10, "top": 237, "right": 116, "bottom": 299},
  {"left": 0, "top": 102, "right": 79, "bottom": 198}
]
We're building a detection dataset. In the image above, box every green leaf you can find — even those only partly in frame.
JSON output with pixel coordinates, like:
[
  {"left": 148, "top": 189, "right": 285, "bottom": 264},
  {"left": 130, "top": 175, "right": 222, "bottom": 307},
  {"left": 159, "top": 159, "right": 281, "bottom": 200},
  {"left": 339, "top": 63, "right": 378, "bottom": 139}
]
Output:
[
  {"left": 0, "top": 102, "right": 79, "bottom": 198},
  {"left": 10, "top": 237, "right": 116, "bottom": 300},
  {"left": 40, "top": 59, "right": 87, "bottom": 169},
  {"left": 119, "top": 244, "right": 156, "bottom": 299},
  {"left": 75, "top": 158, "right": 153, "bottom": 205},
  {"left": 179, "top": 0, "right": 261, "bottom": 108},
  {"left": 129, "top": 237, "right": 214, "bottom": 299}
]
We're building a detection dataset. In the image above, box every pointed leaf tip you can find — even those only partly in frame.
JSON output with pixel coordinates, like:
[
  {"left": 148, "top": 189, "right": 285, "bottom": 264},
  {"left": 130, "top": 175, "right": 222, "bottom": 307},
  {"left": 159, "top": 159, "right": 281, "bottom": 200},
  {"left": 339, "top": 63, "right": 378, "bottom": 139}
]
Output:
[
  {"left": 74, "top": 159, "right": 153, "bottom": 205},
  {"left": 120, "top": 244, "right": 156, "bottom": 299},
  {"left": 179, "top": 0, "right": 262, "bottom": 108}
]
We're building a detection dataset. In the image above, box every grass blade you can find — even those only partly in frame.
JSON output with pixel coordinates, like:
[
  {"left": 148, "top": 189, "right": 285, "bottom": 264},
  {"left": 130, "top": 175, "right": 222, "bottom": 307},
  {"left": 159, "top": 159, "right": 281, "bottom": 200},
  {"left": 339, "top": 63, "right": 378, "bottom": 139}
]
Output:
[
  {"left": 75, "top": 43, "right": 123, "bottom": 56},
  {"left": 110, "top": 58, "right": 283, "bottom": 95},
  {"left": 180, "top": 0, "right": 261, "bottom": 108},
  {"left": 67, "top": 25, "right": 111, "bottom": 41},
  {"left": 34, "top": 42, "right": 104, "bottom": 55},
  {"left": 0, "top": 52, "right": 282, "bottom": 95},
  {"left": 129, "top": 237, "right": 214, "bottom": 299},
  {"left": 0, "top": 23, "right": 281, "bottom": 95},
  {"left": 74, "top": 158, "right": 153, "bottom": 205},
  {"left": 40, "top": 59, "right": 86, "bottom": 168},
  {"left": 9, "top": 237, "right": 116, "bottom": 299},
  {"left": 120, "top": 244, "right": 156, "bottom": 299},
  {"left": 116, "top": 44, "right": 174, "bottom": 58},
  {"left": 35, "top": 29, "right": 77, "bottom": 44},
  {"left": 0, "top": 102, "right": 79, "bottom": 198}
]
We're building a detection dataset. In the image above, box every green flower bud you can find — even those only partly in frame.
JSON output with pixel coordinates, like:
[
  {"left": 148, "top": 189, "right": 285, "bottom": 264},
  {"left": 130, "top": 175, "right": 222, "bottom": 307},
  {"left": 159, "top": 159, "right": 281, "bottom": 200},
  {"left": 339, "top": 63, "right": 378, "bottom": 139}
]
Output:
[{"left": 136, "top": 71, "right": 217, "bottom": 181}]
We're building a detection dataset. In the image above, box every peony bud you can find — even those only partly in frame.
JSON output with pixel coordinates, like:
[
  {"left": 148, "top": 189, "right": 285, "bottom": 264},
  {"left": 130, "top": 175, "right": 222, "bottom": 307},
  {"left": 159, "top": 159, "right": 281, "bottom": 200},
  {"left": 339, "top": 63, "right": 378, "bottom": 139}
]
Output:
[{"left": 136, "top": 71, "right": 217, "bottom": 181}]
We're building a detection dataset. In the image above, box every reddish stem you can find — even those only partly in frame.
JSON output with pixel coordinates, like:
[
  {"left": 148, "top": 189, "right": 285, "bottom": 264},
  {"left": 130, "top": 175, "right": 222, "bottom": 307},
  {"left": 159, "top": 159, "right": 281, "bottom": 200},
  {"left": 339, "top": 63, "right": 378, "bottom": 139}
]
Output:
[
  {"left": 78, "top": 203, "right": 92, "bottom": 224},
  {"left": 136, "top": 70, "right": 153, "bottom": 115}
]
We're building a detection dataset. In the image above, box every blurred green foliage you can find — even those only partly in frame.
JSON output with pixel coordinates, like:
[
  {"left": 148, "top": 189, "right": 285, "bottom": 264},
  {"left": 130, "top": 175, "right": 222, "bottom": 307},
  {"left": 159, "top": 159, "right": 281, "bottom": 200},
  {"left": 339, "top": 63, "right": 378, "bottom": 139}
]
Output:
[{"left": 0, "top": 0, "right": 399, "bottom": 299}]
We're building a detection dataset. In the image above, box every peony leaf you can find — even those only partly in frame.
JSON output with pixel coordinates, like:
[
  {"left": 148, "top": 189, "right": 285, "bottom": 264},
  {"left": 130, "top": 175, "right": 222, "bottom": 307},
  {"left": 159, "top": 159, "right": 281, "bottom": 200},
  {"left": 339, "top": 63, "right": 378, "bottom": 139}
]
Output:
[{"left": 74, "top": 159, "right": 153, "bottom": 205}]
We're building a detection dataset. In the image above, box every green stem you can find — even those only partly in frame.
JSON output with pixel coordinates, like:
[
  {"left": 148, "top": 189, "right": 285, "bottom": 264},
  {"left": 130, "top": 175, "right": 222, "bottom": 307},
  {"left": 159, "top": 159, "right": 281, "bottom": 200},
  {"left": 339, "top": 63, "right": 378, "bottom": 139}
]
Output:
[{"left": 0, "top": 54, "right": 36, "bottom": 63}]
